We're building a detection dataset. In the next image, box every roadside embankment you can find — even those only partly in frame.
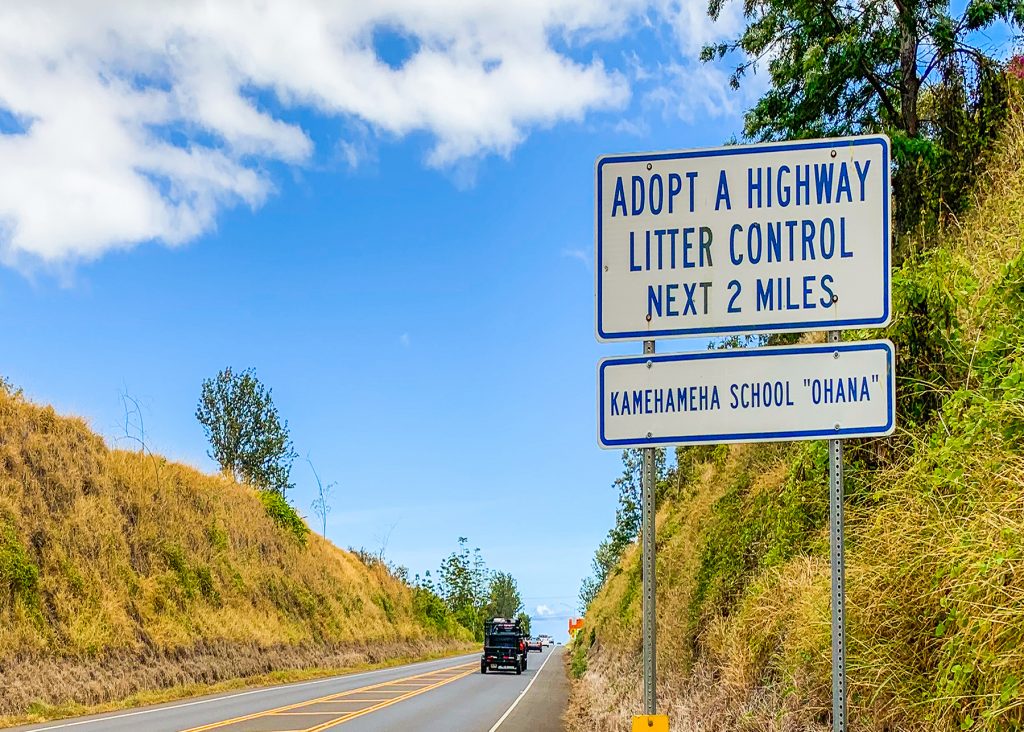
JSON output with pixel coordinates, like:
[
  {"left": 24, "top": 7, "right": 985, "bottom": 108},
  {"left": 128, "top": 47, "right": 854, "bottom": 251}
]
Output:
[
  {"left": 0, "top": 387, "right": 471, "bottom": 724},
  {"left": 566, "top": 104, "right": 1024, "bottom": 731}
]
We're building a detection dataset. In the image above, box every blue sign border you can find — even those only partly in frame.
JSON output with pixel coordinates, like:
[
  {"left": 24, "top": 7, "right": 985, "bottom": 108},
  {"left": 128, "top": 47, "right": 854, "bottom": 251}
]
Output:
[
  {"left": 598, "top": 340, "right": 895, "bottom": 448},
  {"left": 595, "top": 136, "right": 891, "bottom": 341}
]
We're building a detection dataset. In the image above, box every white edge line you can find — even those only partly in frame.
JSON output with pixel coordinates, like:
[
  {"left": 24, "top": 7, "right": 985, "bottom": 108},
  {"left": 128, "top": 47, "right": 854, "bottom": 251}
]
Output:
[
  {"left": 487, "top": 647, "right": 558, "bottom": 732},
  {"left": 21, "top": 653, "right": 478, "bottom": 731}
]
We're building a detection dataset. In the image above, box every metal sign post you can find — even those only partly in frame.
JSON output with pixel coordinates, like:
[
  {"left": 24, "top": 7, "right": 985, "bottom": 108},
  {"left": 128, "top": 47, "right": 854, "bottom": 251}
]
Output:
[
  {"left": 828, "top": 330, "right": 847, "bottom": 731},
  {"left": 641, "top": 341, "right": 657, "bottom": 715}
]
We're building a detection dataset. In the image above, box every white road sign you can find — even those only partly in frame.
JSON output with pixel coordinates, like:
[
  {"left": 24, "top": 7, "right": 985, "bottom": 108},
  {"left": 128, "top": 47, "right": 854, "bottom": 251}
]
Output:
[
  {"left": 598, "top": 340, "right": 895, "bottom": 448},
  {"left": 595, "top": 136, "right": 891, "bottom": 342}
]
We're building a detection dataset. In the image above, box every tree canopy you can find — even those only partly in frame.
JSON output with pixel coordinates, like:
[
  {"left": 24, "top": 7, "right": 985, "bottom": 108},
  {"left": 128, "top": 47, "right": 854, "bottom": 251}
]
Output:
[
  {"left": 196, "top": 367, "right": 296, "bottom": 495},
  {"left": 704, "top": 0, "right": 1022, "bottom": 236},
  {"left": 485, "top": 571, "right": 524, "bottom": 619}
]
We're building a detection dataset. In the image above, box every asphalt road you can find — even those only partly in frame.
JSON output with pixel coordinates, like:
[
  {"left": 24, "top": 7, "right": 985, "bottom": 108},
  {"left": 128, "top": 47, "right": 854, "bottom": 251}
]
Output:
[{"left": 9, "top": 646, "right": 568, "bottom": 732}]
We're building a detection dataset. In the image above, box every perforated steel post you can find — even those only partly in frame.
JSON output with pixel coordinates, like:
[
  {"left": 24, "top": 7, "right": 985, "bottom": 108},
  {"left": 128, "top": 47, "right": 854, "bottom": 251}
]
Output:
[
  {"left": 642, "top": 339, "right": 657, "bottom": 715},
  {"left": 828, "top": 329, "right": 847, "bottom": 731}
]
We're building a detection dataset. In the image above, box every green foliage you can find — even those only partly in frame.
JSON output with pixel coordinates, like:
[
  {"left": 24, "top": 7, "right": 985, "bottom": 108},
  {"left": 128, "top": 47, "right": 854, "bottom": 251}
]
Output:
[
  {"left": 688, "top": 444, "right": 827, "bottom": 636},
  {"left": 888, "top": 247, "right": 970, "bottom": 426},
  {"left": 704, "top": 0, "right": 1019, "bottom": 238},
  {"left": 196, "top": 367, "right": 296, "bottom": 495},
  {"left": 569, "top": 627, "right": 595, "bottom": 679},
  {"left": 578, "top": 575, "right": 601, "bottom": 613},
  {"left": 412, "top": 585, "right": 461, "bottom": 635},
  {"left": 207, "top": 521, "right": 229, "bottom": 552},
  {"left": 516, "top": 611, "right": 532, "bottom": 636},
  {"left": 258, "top": 490, "right": 310, "bottom": 546},
  {"left": 432, "top": 538, "right": 527, "bottom": 640},
  {"left": 438, "top": 537, "right": 489, "bottom": 639},
  {"left": 485, "top": 571, "right": 523, "bottom": 619},
  {"left": 0, "top": 518, "right": 39, "bottom": 609},
  {"left": 160, "top": 543, "right": 221, "bottom": 605}
]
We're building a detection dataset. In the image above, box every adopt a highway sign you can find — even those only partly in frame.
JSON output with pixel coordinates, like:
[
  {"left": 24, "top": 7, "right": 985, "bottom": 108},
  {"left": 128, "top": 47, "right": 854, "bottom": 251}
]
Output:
[
  {"left": 597, "top": 340, "right": 895, "bottom": 449},
  {"left": 595, "top": 135, "right": 891, "bottom": 342}
]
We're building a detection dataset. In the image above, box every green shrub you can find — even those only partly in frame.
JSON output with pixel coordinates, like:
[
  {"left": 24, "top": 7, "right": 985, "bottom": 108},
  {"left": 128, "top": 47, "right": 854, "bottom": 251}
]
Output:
[
  {"left": 570, "top": 628, "right": 594, "bottom": 679},
  {"left": 160, "top": 543, "right": 221, "bottom": 605},
  {"left": 412, "top": 586, "right": 454, "bottom": 633},
  {"left": 258, "top": 490, "right": 309, "bottom": 546},
  {"left": 0, "top": 519, "right": 39, "bottom": 608}
]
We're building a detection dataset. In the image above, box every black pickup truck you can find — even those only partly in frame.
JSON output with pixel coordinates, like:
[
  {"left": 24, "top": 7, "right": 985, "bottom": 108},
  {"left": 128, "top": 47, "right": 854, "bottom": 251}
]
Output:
[{"left": 481, "top": 618, "right": 527, "bottom": 674}]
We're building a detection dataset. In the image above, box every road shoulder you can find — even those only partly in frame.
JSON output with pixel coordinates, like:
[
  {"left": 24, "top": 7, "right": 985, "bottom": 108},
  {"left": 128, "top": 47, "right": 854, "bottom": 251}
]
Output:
[{"left": 494, "top": 646, "right": 569, "bottom": 732}]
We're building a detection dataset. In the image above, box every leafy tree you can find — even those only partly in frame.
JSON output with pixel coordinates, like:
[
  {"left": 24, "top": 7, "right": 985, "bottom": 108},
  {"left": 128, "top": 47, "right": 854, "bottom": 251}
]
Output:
[
  {"left": 485, "top": 571, "right": 524, "bottom": 619},
  {"left": 196, "top": 367, "right": 296, "bottom": 495},
  {"left": 703, "top": 0, "right": 1021, "bottom": 237},
  {"left": 578, "top": 449, "right": 666, "bottom": 611},
  {"left": 516, "top": 610, "right": 532, "bottom": 636},
  {"left": 607, "top": 449, "right": 666, "bottom": 559},
  {"left": 438, "top": 537, "right": 489, "bottom": 637}
]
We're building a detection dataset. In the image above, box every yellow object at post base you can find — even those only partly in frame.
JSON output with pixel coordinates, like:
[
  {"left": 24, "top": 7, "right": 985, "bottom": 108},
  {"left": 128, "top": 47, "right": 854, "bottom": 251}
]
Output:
[{"left": 632, "top": 714, "right": 669, "bottom": 731}]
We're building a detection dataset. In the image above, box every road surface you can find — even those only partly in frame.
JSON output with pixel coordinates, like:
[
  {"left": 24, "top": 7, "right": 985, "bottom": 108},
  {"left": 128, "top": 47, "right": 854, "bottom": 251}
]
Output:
[{"left": 9, "top": 646, "right": 568, "bottom": 732}]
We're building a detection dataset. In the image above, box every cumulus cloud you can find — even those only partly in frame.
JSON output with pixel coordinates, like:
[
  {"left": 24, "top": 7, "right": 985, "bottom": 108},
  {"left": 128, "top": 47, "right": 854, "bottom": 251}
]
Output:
[
  {"left": 536, "top": 604, "right": 555, "bottom": 616},
  {"left": 0, "top": 1, "right": 642, "bottom": 265},
  {"left": 0, "top": 1, "right": 747, "bottom": 267}
]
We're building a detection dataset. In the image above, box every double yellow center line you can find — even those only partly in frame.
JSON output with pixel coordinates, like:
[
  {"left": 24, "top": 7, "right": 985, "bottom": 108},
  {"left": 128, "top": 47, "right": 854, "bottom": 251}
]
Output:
[{"left": 183, "top": 661, "right": 477, "bottom": 732}]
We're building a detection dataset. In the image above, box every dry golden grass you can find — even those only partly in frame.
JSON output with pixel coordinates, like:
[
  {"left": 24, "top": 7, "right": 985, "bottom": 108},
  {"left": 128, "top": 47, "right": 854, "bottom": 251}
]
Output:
[
  {"left": 0, "top": 639, "right": 474, "bottom": 728},
  {"left": 0, "top": 389, "right": 469, "bottom": 718}
]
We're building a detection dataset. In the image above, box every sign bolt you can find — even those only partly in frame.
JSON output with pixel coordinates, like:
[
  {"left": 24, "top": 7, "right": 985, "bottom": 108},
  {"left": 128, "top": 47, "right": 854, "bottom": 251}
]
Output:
[
  {"left": 831, "top": 149, "right": 837, "bottom": 158},
  {"left": 834, "top": 351, "right": 839, "bottom": 359},
  {"left": 834, "top": 423, "right": 841, "bottom": 430},
  {"left": 646, "top": 360, "right": 653, "bottom": 369},
  {"left": 646, "top": 432, "right": 652, "bottom": 438},
  {"left": 646, "top": 162, "right": 652, "bottom": 170}
]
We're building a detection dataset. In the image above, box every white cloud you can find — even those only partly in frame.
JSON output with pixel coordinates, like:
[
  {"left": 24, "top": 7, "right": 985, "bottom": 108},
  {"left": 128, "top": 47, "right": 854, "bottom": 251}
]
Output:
[
  {"left": 656, "top": 0, "right": 746, "bottom": 57},
  {"left": 646, "top": 63, "right": 748, "bottom": 124},
  {"left": 0, "top": 1, "right": 641, "bottom": 266},
  {"left": 536, "top": 604, "right": 555, "bottom": 616},
  {"left": 0, "top": 1, "right": 747, "bottom": 268},
  {"left": 399, "top": 332, "right": 411, "bottom": 347},
  {"left": 561, "top": 247, "right": 591, "bottom": 269}
]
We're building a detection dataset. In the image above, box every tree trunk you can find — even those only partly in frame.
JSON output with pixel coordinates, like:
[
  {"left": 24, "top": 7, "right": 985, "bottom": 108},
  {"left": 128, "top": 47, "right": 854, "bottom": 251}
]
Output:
[
  {"left": 892, "top": 1, "right": 922, "bottom": 248},
  {"left": 899, "top": 10, "right": 920, "bottom": 136}
]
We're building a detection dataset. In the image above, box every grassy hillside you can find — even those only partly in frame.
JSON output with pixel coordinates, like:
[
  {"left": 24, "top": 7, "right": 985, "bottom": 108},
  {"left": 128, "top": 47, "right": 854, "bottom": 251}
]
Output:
[
  {"left": 568, "top": 110, "right": 1024, "bottom": 729},
  {"left": 0, "top": 386, "right": 470, "bottom": 722}
]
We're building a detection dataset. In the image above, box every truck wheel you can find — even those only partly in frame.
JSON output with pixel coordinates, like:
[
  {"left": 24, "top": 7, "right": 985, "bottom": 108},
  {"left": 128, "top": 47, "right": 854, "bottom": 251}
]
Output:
[{"left": 481, "top": 661, "right": 487, "bottom": 674}]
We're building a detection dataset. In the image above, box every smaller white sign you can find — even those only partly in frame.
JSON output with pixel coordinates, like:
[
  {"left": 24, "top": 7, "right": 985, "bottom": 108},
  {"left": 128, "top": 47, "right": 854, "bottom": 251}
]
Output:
[{"left": 598, "top": 340, "right": 894, "bottom": 448}]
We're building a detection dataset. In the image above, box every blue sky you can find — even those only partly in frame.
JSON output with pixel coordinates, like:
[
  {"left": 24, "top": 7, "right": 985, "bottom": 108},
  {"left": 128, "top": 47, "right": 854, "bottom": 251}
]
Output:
[{"left": 0, "top": 1, "right": 761, "bottom": 641}]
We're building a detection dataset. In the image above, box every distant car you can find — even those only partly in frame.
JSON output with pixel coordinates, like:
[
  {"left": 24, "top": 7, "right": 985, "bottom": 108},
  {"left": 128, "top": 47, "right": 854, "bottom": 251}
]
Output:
[
  {"left": 539, "top": 634, "right": 553, "bottom": 647},
  {"left": 527, "top": 636, "right": 543, "bottom": 652}
]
